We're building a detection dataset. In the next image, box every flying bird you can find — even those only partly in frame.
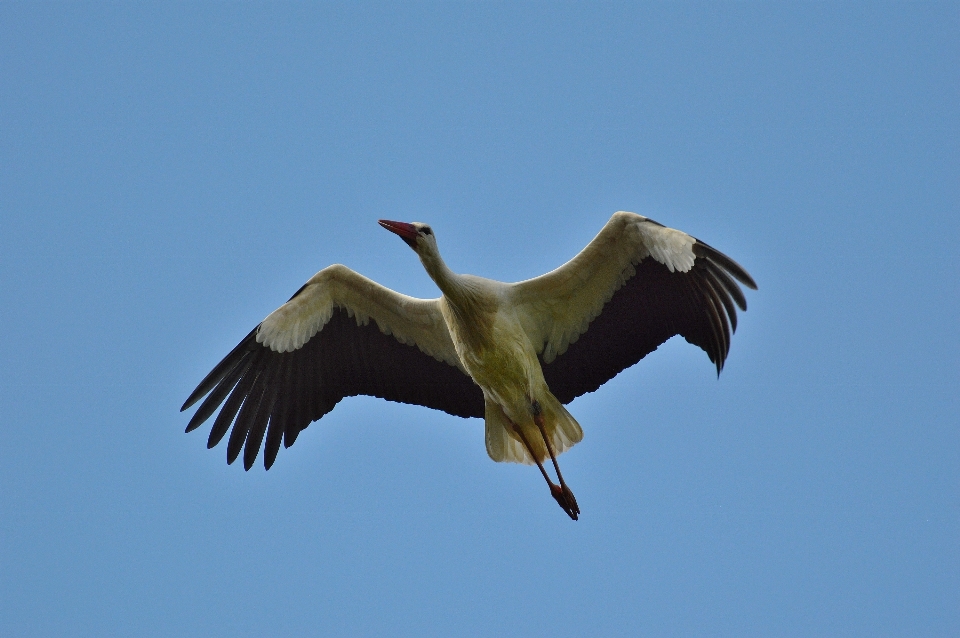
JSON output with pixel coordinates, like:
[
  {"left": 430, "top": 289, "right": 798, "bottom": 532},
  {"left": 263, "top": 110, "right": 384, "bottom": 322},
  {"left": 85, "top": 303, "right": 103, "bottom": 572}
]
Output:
[{"left": 181, "top": 211, "right": 756, "bottom": 519}]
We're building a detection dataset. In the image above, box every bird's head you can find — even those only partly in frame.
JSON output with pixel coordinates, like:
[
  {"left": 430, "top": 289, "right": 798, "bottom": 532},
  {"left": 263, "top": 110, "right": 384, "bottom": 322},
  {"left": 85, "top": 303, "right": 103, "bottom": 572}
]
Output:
[
  {"left": 378, "top": 220, "right": 438, "bottom": 256},
  {"left": 378, "top": 219, "right": 454, "bottom": 288}
]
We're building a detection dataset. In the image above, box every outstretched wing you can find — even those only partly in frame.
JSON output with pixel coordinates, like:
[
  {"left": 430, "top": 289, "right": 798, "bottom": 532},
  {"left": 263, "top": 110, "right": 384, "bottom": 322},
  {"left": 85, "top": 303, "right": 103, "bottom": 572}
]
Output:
[
  {"left": 181, "top": 264, "right": 483, "bottom": 470},
  {"left": 510, "top": 211, "right": 757, "bottom": 403}
]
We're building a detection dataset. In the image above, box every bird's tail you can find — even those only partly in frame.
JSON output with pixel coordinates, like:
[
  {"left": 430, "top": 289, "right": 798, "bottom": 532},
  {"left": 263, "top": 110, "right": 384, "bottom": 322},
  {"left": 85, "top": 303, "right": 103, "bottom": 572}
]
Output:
[{"left": 484, "top": 394, "right": 583, "bottom": 465}]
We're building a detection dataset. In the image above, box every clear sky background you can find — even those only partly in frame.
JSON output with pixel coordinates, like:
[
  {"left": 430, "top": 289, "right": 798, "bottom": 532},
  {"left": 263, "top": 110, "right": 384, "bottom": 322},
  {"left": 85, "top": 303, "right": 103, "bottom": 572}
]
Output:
[{"left": 1, "top": 3, "right": 957, "bottom": 636}]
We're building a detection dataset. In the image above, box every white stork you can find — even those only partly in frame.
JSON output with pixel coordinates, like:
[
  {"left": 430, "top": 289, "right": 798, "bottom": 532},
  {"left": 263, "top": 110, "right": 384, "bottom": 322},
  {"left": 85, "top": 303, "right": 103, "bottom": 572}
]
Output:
[{"left": 181, "top": 211, "right": 756, "bottom": 519}]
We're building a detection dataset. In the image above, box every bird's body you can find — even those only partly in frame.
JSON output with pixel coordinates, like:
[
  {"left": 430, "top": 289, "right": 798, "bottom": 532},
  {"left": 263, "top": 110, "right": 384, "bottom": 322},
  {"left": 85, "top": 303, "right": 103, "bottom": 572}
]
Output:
[
  {"left": 434, "top": 275, "right": 583, "bottom": 467},
  {"left": 182, "top": 212, "right": 756, "bottom": 519}
]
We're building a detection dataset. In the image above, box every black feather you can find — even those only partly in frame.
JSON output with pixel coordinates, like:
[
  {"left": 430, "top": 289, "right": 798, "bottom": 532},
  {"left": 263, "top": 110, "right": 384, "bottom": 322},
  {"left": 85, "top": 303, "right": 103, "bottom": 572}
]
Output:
[
  {"left": 227, "top": 368, "right": 267, "bottom": 465},
  {"left": 185, "top": 353, "right": 250, "bottom": 433},
  {"left": 701, "top": 258, "right": 748, "bottom": 312},
  {"left": 693, "top": 242, "right": 757, "bottom": 289},
  {"left": 181, "top": 327, "right": 259, "bottom": 411},
  {"left": 263, "top": 356, "right": 294, "bottom": 469},
  {"left": 207, "top": 353, "right": 259, "bottom": 449},
  {"left": 243, "top": 365, "right": 280, "bottom": 470}
]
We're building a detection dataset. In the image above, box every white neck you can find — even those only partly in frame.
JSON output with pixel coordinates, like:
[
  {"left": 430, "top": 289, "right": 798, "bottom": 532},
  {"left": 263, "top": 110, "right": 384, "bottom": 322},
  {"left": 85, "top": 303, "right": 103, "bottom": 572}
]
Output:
[
  {"left": 418, "top": 243, "right": 495, "bottom": 351},
  {"left": 419, "top": 248, "right": 462, "bottom": 299}
]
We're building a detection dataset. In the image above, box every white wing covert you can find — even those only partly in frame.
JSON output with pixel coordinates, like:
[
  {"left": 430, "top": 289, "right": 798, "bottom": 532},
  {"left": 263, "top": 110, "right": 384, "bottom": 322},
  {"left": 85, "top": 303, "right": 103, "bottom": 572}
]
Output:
[{"left": 257, "top": 264, "right": 462, "bottom": 368}]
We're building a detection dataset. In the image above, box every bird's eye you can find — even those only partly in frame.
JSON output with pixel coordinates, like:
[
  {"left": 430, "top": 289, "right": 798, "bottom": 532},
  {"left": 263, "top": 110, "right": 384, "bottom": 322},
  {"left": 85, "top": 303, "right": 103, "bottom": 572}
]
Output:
[{"left": 421, "top": 227, "right": 433, "bottom": 236}]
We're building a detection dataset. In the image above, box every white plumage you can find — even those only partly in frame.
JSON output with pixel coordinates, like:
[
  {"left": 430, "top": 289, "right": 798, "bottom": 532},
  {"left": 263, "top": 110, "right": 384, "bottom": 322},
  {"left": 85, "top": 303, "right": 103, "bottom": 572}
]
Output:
[{"left": 182, "top": 211, "right": 756, "bottom": 519}]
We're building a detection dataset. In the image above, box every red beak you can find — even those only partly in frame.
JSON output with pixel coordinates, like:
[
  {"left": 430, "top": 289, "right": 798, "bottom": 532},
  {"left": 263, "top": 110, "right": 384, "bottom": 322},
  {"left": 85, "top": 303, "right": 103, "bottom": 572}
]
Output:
[{"left": 378, "top": 219, "right": 419, "bottom": 249}]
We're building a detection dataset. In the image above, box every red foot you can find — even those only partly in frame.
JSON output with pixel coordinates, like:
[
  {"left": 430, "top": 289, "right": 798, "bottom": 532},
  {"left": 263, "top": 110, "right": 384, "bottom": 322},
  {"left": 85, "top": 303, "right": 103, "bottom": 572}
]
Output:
[{"left": 550, "top": 483, "right": 580, "bottom": 521}]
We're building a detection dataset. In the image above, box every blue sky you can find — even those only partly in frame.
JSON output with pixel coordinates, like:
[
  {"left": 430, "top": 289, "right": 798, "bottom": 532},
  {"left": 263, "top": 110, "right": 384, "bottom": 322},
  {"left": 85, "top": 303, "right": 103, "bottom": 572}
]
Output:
[{"left": 1, "top": 3, "right": 957, "bottom": 636}]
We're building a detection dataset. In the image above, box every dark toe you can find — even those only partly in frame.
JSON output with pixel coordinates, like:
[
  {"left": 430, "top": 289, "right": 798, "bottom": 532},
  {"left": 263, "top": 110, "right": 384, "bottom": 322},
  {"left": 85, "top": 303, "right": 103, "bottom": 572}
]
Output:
[{"left": 550, "top": 484, "right": 579, "bottom": 520}]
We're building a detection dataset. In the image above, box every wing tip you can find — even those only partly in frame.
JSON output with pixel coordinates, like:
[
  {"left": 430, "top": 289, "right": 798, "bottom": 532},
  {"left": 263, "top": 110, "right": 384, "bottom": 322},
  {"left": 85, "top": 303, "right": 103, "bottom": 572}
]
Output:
[
  {"left": 693, "top": 241, "right": 757, "bottom": 290},
  {"left": 180, "top": 391, "right": 204, "bottom": 413},
  {"left": 180, "top": 326, "right": 262, "bottom": 412}
]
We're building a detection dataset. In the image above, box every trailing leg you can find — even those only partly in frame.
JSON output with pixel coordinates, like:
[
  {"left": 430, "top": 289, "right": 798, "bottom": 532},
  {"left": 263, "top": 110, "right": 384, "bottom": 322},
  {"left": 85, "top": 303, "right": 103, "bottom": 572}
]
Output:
[
  {"left": 531, "top": 400, "right": 579, "bottom": 519},
  {"left": 501, "top": 406, "right": 578, "bottom": 521}
]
